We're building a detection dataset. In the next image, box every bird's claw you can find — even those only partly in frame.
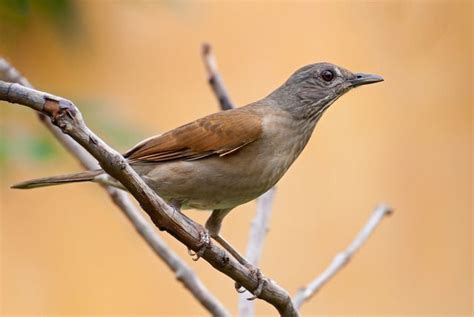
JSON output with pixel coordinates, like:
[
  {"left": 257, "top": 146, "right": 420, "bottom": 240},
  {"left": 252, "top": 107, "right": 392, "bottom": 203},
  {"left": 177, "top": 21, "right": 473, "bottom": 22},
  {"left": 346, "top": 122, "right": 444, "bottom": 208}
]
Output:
[
  {"left": 187, "top": 248, "right": 198, "bottom": 260},
  {"left": 187, "top": 229, "right": 210, "bottom": 261},
  {"left": 234, "top": 265, "right": 266, "bottom": 300},
  {"left": 234, "top": 282, "right": 246, "bottom": 293},
  {"left": 246, "top": 267, "right": 265, "bottom": 300}
]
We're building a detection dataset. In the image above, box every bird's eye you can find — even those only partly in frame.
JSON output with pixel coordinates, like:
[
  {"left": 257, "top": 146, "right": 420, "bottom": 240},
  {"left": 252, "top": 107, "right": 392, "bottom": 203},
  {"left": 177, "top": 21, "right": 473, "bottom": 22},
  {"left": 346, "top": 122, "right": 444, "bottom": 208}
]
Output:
[{"left": 321, "top": 69, "right": 335, "bottom": 82}]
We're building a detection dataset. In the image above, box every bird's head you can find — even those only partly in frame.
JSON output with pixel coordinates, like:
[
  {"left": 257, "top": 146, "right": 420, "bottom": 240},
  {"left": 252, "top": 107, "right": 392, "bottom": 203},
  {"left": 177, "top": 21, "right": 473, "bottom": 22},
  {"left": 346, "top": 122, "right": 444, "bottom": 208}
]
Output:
[{"left": 270, "top": 62, "right": 383, "bottom": 120}]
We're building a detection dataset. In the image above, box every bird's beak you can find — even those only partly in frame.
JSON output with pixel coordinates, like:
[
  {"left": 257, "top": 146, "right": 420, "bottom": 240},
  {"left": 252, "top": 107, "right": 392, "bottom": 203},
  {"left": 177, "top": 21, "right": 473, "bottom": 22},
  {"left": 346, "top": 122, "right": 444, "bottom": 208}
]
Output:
[{"left": 350, "top": 73, "right": 384, "bottom": 87}]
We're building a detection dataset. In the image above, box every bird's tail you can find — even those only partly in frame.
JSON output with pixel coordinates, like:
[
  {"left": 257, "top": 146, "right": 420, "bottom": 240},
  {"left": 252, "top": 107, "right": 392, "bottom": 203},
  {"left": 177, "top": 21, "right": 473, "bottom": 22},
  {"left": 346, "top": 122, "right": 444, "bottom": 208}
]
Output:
[{"left": 11, "top": 170, "right": 104, "bottom": 189}]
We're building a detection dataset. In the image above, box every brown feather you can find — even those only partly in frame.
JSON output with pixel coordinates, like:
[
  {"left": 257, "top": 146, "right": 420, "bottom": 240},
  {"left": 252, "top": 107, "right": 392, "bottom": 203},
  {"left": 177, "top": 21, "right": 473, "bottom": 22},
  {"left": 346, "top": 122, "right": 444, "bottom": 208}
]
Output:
[{"left": 124, "top": 107, "right": 263, "bottom": 163}]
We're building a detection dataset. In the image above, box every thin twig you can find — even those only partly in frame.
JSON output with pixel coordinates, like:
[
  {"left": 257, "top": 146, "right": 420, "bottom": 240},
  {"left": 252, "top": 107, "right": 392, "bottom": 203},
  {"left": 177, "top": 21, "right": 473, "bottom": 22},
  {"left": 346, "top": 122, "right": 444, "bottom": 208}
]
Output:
[
  {"left": 0, "top": 59, "right": 230, "bottom": 317},
  {"left": 239, "top": 187, "right": 277, "bottom": 316},
  {"left": 201, "top": 43, "right": 234, "bottom": 110},
  {"left": 293, "top": 204, "right": 393, "bottom": 309},
  {"left": 0, "top": 80, "right": 299, "bottom": 317},
  {"left": 0, "top": 60, "right": 32, "bottom": 87},
  {"left": 244, "top": 188, "right": 277, "bottom": 267}
]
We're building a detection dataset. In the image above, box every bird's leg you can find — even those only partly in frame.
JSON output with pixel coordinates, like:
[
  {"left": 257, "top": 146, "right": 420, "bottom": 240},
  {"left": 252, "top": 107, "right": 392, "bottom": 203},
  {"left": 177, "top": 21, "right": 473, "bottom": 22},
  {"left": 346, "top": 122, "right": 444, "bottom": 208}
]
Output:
[
  {"left": 205, "top": 209, "right": 238, "bottom": 255},
  {"left": 167, "top": 200, "right": 211, "bottom": 261},
  {"left": 206, "top": 209, "right": 266, "bottom": 299}
]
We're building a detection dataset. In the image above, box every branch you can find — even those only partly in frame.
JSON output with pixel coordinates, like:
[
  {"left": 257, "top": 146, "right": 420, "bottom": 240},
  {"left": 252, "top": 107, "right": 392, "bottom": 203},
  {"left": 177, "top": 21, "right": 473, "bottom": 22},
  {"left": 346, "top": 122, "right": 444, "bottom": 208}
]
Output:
[
  {"left": 239, "top": 187, "right": 277, "bottom": 316},
  {"left": 0, "top": 59, "right": 229, "bottom": 316},
  {"left": 0, "top": 59, "right": 32, "bottom": 87},
  {"left": 293, "top": 204, "right": 393, "bottom": 309},
  {"left": 0, "top": 80, "right": 298, "bottom": 317},
  {"left": 201, "top": 43, "right": 234, "bottom": 110}
]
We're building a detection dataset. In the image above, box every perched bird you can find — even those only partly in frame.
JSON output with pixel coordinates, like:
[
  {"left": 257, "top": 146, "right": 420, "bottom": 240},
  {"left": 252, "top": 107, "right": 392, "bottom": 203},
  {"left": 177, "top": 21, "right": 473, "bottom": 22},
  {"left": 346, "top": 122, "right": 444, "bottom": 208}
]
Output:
[{"left": 13, "top": 62, "right": 383, "bottom": 265}]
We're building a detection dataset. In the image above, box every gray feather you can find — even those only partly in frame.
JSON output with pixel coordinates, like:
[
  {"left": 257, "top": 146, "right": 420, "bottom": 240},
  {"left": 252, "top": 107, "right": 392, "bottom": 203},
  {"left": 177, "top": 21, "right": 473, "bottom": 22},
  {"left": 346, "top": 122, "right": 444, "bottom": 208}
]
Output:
[{"left": 11, "top": 170, "right": 103, "bottom": 189}]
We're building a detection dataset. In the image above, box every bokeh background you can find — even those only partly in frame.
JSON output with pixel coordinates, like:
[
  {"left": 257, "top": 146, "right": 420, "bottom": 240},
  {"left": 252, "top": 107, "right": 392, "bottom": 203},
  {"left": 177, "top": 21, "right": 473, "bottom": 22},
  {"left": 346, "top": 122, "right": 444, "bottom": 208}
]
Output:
[{"left": 0, "top": 1, "right": 472, "bottom": 316}]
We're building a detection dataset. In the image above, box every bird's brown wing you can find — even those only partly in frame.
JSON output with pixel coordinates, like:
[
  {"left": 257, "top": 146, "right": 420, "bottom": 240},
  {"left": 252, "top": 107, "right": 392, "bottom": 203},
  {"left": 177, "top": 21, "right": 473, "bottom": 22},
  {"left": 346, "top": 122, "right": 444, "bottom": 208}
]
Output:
[{"left": 124, "top": 108, "right": 262, "bottom": 163}]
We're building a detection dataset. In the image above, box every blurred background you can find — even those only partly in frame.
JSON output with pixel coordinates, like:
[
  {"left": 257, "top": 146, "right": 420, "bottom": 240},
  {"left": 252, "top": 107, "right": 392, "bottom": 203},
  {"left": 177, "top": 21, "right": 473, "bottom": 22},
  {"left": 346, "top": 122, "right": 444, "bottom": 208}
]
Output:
[{"left": 0, "top": 0, "right": 471, "bottom": 316}]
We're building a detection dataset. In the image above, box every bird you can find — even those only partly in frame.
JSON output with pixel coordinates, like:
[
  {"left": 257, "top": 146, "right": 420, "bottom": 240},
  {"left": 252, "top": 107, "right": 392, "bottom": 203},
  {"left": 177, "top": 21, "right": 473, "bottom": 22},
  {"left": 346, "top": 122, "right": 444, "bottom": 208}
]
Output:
[{"left": 12, "top": 62, "right": 383, "bottom": 266}]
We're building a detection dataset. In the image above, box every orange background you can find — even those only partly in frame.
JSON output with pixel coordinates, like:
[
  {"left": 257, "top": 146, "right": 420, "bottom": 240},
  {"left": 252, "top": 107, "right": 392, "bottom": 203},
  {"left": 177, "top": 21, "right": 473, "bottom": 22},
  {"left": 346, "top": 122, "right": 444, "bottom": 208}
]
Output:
[{"left": 1, "top": 1, "right": 472, "bottom": 316}]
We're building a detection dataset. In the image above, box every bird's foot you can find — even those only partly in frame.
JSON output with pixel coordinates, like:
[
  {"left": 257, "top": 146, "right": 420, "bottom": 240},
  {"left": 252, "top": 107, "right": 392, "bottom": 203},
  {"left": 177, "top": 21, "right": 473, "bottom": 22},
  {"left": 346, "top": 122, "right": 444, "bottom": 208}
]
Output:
[
  {"left": 187, "top": 229, "right": 211, "bottom": 261},
  {"left": 234, "top": 264, "right": 266, "bottom": 300}
]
